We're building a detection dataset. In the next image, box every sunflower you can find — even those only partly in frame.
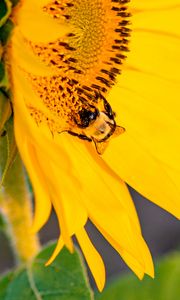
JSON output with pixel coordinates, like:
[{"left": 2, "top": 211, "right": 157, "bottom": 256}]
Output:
[{"left": 5, "top": 0, "right": 180, "bottom": 291}]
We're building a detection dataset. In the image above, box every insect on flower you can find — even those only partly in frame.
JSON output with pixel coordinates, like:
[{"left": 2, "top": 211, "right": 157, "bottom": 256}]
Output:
[{"left": 65, "top": 93, "right": 125, "bottom": 154}]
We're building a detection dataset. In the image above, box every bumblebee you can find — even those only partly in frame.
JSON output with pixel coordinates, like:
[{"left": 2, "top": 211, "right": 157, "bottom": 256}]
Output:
[{"left": 67, "top": 96, "right": 125, "bottom": 154}]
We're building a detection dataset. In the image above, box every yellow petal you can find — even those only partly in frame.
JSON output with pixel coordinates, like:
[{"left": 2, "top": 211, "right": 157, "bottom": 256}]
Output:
[
  {"left": 76, "top": 228, "right": 105, "bottom": 292},
  {"left": 30, "top": 133, "right": 88, "bottom": 248},
  {"left": 125, "top": 32, "right": 180, "bottom": 83},
  {"left": 60, "top": 135, "right": 141, "bottom": 232},
  {"left": 104, "top": 2, "right": 180, "bottom": 219},
  {"left": 14, "top": 0, "right": 71, "bottom": 43},
  {"left": 46, "top": 236, "right": 64, "bottom": 266},
  {"left": 36, "top": 153, "right": 74, "bottom": 252},
  {"left": 108, "top": 82, "right": 180, "bottom": 170},
  {"left": 34, "top": 147, "right": 89, "bottom": 253},
  {"left": 163, "top": 165, "right": 180, "bottom": 195},
  {"left": 104, "top": 133, "right": 180, "bottom": 219},
  {"left": 95, "top": 221, "right": 154, "bottom": 279},
  {"left": 11, "top": 29, "right": 57, "bottom": 77},
  {"left": 130, "top": 0, "right": 180, "bottom": 10},
  {"left": 121, "top": 5, "right": 180, "bottom": 118},
  {"left": 55, "top": 137, "right": 154, "bottom": 277},
  {"left": 113, "top": 70, "right": 180, "bottom": 121},
  {"left": 14, "top": 119, "right": 52, "bottom": 232}
]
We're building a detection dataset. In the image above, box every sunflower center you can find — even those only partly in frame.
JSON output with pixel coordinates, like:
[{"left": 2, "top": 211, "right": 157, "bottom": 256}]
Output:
[
  {"left": 45, "top": 0, "right": 106, "bottom": 66},
  {"left": 39, "top": 0, "right": 131, "bottom": 90},
  {"left": 18, "top": 0, "right": 130, "bottom": 137}
]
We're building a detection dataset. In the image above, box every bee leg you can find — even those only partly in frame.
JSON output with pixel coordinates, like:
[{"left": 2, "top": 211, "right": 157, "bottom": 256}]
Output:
[
  {"left": 67, "top": 130, "right": 92, "bottom": 142},
  {"left": 92, "top": 138, "right": 109, "bottom": 155},
  {"left": 100, "top": 94, "right": 115, "bottom": 119},
  {"left": 103, "top": 99, "right": 114, "bottom": 119}
]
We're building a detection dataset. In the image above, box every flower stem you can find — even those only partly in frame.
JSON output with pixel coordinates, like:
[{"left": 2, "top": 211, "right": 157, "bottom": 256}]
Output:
[
  {"left": 0, "top": 153, "right": 40, "bottom": 265},
  {"left": 1, "top": 192, "right": 40, "bottom": 265}
]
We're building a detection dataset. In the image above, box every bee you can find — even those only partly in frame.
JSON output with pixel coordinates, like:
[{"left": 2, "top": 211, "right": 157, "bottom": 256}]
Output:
[{"left": 66, "top": 95, "right": 125, "bottom": 154}]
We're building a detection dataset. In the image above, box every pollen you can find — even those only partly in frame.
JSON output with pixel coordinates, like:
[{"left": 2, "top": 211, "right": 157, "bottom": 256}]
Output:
[{"left": 15, "top": 0, "right": 131, "bottom": 134}]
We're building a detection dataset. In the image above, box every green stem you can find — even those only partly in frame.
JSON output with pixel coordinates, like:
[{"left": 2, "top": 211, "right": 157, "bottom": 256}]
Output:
[{"left": 0, "top": 122, "right": 40, "bottom": 264}]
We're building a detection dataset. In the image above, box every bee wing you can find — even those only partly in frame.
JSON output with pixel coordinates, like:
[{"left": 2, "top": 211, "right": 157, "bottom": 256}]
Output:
[{"left": 114, "top": 125, "right": 125, "bottom": 137}]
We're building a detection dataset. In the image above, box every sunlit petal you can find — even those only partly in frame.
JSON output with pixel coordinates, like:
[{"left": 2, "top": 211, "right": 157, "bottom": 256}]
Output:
[{"left": 76, "top": 228, "right": 106, "bottom": 292}]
